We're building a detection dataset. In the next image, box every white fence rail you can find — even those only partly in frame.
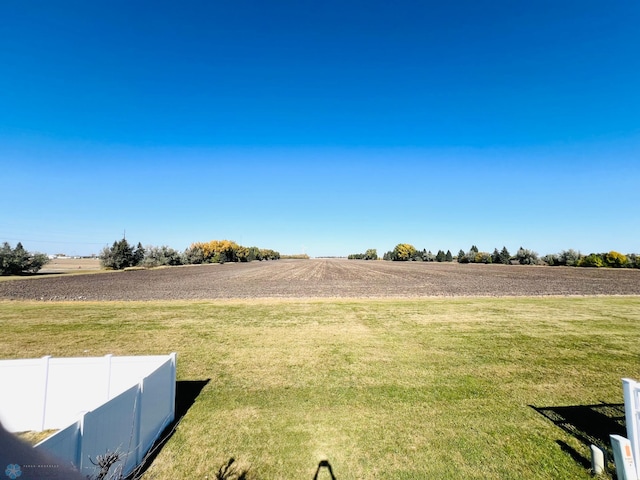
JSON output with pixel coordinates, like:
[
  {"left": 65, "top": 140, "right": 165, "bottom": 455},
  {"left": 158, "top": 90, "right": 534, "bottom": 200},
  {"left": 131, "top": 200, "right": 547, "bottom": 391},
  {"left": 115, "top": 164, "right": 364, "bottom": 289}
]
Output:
[
  {"left": 0, "top": 354, "right": 176, "bottom": 478},
  {"left": 624, "top": 378, "right": 640, "bottom": 477}
]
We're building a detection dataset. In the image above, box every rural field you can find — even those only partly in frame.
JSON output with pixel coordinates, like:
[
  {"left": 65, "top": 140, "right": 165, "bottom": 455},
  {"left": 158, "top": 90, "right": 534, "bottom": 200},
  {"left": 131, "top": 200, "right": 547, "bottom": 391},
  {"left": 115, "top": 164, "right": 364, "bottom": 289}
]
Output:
[
  {"left": 1, "top": 258, "right": 640, "bottom": 300},
  {"left": 1, "top": 260, "right": 639, "bottom": 479}
]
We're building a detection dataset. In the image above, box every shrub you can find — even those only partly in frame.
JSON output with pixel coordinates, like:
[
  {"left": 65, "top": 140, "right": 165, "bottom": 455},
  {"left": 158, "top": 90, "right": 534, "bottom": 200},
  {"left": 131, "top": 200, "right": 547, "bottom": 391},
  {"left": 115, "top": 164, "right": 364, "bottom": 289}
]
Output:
[
  {"left": 474, "top": 252, "right": 492, "bottom": 264},
  {"left": 142, "top": 245, "right": 183, "bottom": 267},
  {"left": 559, "top": 249, "right": 581, "bottom": 267},
  {"left": 182, "top": 244, "right": 205, "bottom": 264},
  {"left": 515, "top": 247, "right": 539, "bottom": 265},
  {"left": 578, "top": 253, "right": 605, "bottom": 268}
]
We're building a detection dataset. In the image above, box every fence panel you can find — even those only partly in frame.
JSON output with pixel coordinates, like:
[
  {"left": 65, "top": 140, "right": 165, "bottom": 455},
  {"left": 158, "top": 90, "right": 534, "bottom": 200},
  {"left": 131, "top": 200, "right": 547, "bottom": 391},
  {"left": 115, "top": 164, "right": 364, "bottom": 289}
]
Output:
[
  {"left": 624, "top": 378, "right": 640, "bottom": 477},
  {"left": 0, "top": 358, "right": 47, "bottom": 431},
  {"left": 35, "top": 420, "right": 81, "bottom": 470},
  {"left": 138, "top": 355, "right": 176, "bottom": 461},
  {"left": 0, "top": 354, "right": 176, "bottom": 479},
  {"left": 109, "top": 355, "right": 169, "bottom": 398},
  {"left": 44, "top": 356, "right": 111, "bottom": 429},
  {"left": 79, "top": 384, "right": 141, "bottom": 478}
]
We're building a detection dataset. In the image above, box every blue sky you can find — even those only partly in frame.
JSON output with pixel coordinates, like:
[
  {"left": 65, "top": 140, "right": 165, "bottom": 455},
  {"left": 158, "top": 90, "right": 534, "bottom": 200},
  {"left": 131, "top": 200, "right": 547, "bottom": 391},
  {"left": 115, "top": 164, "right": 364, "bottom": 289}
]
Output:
[{"left": 1, "top": 1, "right": 639, "bottom": 257}]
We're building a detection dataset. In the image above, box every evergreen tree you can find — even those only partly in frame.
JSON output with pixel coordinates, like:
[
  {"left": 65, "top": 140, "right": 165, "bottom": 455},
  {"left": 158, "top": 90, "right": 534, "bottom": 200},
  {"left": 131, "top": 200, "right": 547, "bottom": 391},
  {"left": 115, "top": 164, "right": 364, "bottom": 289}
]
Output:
[
  {"left": 133, "top": 242, "right": 145, "bottom": 266},
  {"left": 0, "top": 242, "right": 50, "bottom": 275},
  {"left": 516, "top": 247, "right": 538, "bottom": 265},
  {"left": 499, "top": 246, "right": 511, "bottom": 265},
  {"left": 100, "top": 238, "right": 135, "bottom": 270},
  {"left": 445, "top": 250, "right": 453, "bottom": 262}
]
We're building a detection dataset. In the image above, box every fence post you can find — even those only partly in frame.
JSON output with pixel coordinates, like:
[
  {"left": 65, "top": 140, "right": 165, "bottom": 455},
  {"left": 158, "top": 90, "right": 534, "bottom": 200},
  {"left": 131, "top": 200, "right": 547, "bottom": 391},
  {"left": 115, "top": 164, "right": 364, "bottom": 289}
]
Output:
[
  {"left": 41, "top": 355, "right": 51, "bottom": 431},
  {"left": 78, "top": 411, "right": 86, "bottom": 474},
  {"left": 624, "top": 379, "right": 640, "bottom": 477},
  {"left": 105, "top": 354, "right": 113, "bottom": 400},
  {"left": 169, "top": 352, "right": 177, "bottom": 422},
  {"left": 135, "top": 380, "right": 143, "bottom": 465}
]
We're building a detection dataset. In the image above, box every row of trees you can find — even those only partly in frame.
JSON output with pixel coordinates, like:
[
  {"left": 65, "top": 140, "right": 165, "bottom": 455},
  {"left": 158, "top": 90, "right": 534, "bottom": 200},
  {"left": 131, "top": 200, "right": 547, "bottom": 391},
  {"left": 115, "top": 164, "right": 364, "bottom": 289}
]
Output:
[
  {"left": 100, "top": 238, "right": 280, "bottom": 270},
  {"left": 0, "top": 242, "right": 50, "bottom": 275},
  {"left": 348, "top": 249, "right": 378, "bottom": 260},
  {"left": 378, "top": 244, "right": 454, "bottom": 262},
  {"left": 546, "top": 250, "right": 639, "bottom": 268},
  {"left": 353, "top": 243, "right": 640, "bottom": 268},
  {"left": 186, "top": 240, "right": 280, "bottom": 264}
]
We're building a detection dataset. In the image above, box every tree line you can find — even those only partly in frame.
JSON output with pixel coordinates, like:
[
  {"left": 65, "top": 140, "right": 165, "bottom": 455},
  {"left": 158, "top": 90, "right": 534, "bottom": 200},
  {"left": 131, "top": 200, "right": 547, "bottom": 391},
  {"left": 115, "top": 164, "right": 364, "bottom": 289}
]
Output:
[
  {"left": 99, "top": 238, "right": 280, "bottom": 270},
  {"left": 350, "top": 244, "right": 640, "bottom": 268}
]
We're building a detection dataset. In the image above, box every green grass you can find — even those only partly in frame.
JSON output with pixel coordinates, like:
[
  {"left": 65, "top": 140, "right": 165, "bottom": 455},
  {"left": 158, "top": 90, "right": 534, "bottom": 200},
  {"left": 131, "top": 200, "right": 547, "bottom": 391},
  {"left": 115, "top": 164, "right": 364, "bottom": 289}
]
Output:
[{"left": 1, "top": 297, "right": 639, "bottom": 479}]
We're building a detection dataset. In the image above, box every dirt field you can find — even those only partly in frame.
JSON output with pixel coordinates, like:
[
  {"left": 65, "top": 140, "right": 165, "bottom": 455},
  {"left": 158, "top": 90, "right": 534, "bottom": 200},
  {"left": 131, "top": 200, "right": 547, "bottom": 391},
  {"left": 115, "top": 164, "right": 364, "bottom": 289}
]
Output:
[
  {"left": 1, "top": 259, "right": 639, "bottom": 301},
  {"left": 39, "top": 257, "right": 101, "bottom": 273}
]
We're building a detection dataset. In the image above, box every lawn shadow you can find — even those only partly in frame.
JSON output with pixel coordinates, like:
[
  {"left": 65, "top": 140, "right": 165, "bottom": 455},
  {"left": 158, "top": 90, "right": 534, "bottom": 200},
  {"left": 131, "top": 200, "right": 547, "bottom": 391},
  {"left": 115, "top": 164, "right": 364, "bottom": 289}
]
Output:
[
  {"left": 127, "top": 379, "right": 210, "bottom": 479},
  {"left": 531, "top": 402, "right": 626, "bottom": 472}
]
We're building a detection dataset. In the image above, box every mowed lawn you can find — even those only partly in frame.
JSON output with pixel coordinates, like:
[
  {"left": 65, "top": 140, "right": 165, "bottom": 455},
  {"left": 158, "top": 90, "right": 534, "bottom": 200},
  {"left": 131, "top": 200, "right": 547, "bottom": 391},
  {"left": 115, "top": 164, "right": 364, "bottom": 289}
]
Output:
[{"left": 1, "top": 297, "right": 639, "bottom": 479}]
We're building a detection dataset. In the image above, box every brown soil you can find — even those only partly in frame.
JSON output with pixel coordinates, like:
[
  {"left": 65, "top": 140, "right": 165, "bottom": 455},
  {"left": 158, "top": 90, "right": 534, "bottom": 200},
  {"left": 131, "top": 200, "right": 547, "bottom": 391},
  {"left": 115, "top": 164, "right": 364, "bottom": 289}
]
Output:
[{"left": 1, "top": 259, "right": 639, "bottom": 301}]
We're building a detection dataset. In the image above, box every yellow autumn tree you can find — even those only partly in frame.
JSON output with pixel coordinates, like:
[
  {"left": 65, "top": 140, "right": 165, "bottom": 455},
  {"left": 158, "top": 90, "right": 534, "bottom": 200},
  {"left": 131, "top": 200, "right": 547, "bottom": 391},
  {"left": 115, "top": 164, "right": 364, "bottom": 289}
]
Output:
[
  {"left": 189, "top": 240, "right": 240, "bottom": 263},
  {"left": 605, "top": 251, "right": 628, "bottom": 268},
  {"left": 392, "top": 243, "right": 417, "bottom": 261}
]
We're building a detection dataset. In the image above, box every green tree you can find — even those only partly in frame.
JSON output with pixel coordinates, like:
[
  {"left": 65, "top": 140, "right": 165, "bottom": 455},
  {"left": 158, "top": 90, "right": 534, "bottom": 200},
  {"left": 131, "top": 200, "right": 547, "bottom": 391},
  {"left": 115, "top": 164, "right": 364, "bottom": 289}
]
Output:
[
  {"left": 515, "top": 247, "right": 538, "bottom": 265},
  {"left": 182, "top": 244, "right": 205, "bottom": 264},
  {"left": 133, "top": 242, "right": 145, "bottom": 265},
  {"left": 474, "top": 251, "right": 492, "bottom": 264},
  {"left": 364, "top": 249, "right": 378, "bottom": 260},
  {"left": 0, "top": 242, "right": 50, "bottom": 275},
  {"left": 499, "top": 246, "right": 511, "bottom": 265},
  {"left": 457, "top": 249, "right": 468, "bottom": 263},
  {"left": 142, "top": 245, "right": 183, "bottom": 267},
  {"left": 445, "top": 250, "right": 453, "bottom": 262},
  {"left": 577, "top": 253, "right": 605, "bottom": 268},
  {"left": 436, "top": 250, "right": 446, "bottom": 262},
  {"left": 559, "top": 249, "right": 580, "bottom": 266},
  {"left": 100, "top": 238, "right": 137, "bottom": 270}
]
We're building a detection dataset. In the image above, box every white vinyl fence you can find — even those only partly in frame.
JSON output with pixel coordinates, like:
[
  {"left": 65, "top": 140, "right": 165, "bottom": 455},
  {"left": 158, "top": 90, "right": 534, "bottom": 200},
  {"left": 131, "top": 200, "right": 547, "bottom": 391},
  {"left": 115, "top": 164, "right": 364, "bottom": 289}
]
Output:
[
  {"left": 0, "top": 354, "right": 176, "bottom": 478},
  {"left": 624, "top": 378, "right": 640, "bottom": 477}
]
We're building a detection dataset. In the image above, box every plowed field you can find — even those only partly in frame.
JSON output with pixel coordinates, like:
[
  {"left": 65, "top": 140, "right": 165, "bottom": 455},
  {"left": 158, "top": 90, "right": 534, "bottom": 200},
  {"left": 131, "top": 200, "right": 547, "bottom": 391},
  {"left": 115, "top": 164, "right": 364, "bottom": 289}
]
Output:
[{"left": 1, "top": 259, "right": 639, "bottom": 301}]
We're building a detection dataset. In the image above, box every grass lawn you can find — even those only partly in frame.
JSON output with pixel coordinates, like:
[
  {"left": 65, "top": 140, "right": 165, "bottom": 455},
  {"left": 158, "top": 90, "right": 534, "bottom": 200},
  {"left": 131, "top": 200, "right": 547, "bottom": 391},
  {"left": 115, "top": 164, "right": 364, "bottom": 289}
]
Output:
[{"left": 1, "top": 297, "right": 638, "bottom": 479}]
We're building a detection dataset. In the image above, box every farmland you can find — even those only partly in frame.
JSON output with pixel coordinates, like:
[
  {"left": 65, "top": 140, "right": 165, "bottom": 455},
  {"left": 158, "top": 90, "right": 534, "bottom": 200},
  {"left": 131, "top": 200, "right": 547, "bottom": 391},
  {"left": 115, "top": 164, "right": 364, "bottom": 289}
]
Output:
[
  {"left": 1, "top": 260, "right": 639, "bottom": 479},
  {"left": 1, "top": 258, "right": 639, "bottom": 300}
]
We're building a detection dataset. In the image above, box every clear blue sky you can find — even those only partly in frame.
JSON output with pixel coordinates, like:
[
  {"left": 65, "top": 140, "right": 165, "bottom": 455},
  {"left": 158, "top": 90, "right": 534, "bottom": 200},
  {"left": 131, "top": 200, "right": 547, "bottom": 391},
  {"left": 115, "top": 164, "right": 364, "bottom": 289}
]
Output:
[{"left": 1, "top": 1, "right": 639, "bottom": 257}]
